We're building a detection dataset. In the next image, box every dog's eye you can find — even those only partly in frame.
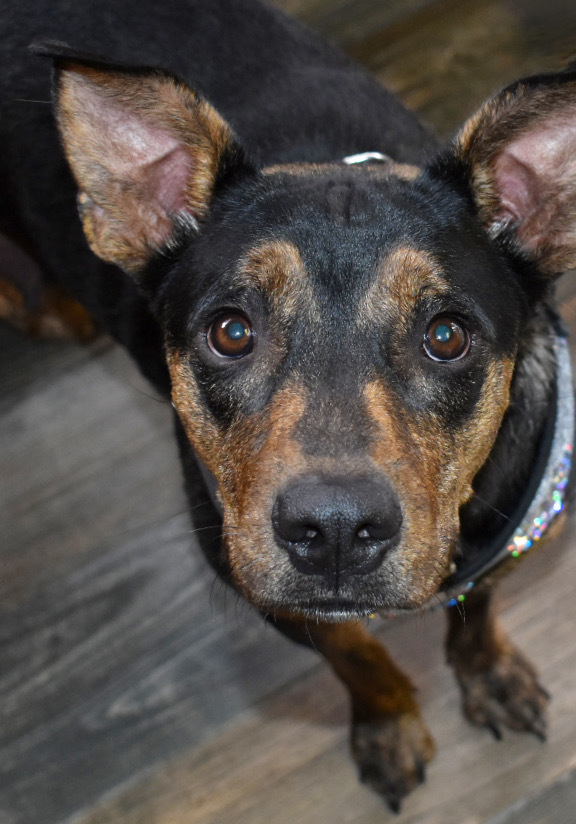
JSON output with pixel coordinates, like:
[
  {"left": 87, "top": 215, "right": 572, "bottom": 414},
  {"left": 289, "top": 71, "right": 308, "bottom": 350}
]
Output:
[
  {"left": 423, "top": 316, "right": 470, "bottom": 362},
  {"left": 208, "top": 312, "right": 254, "bottom": 358}
]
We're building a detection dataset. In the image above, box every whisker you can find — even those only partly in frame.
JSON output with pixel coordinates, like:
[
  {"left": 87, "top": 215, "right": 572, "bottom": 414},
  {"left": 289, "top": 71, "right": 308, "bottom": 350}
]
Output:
[
  {"left": 14, "top": 97, "right": 51, "bottom": 105},
  {"left": 186, "top": 498, "right": 222, "bottom": 515},
  {"left": 187, "top": 524, "right": 226, "bottom": 535},
  {"left": 470, "top": 493, "right": 511, "bottom": 522}
]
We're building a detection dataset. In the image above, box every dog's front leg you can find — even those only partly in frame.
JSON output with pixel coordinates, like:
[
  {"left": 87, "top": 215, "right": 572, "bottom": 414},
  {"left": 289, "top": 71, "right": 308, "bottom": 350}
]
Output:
[
  {"left": 446, "top": 586, "right": 549, "bottom": 741},
  {"left": 272, "top": 615, "right": 434, "bottom": 811}
]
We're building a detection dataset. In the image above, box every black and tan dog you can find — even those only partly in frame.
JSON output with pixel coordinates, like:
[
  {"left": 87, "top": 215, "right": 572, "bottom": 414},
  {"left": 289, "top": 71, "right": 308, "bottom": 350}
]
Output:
[{"left": 2, "top": 0, "right": 576, "bottom": 811}]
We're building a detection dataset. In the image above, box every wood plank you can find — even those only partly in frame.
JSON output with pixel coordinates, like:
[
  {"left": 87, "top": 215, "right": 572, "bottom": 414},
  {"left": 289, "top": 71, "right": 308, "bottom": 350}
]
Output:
[
  {"left": 278, "top": 0, "right": 576, "bottom": 139},
  {"left": 276, "top": 0, "right": 439, "bottom": 49},
  {"left": 486, "top": 767, "right": 576, "bottom": 824}
]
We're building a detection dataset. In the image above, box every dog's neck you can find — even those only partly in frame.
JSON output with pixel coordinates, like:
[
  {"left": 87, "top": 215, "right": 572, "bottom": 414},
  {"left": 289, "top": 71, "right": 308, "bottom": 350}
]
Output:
[{"left": 445, "top": 306, "right": 574, "bottom": 606}]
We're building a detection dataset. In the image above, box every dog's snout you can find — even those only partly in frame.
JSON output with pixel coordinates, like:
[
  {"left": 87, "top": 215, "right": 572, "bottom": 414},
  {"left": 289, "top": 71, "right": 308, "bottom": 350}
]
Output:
[{"left": 272, "top": 476, "right": 402, "bottom": 582}]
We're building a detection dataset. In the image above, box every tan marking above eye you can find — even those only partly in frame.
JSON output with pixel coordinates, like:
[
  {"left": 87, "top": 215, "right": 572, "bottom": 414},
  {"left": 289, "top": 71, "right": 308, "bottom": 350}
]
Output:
[
  {"left": 358, "top": 246, "right": 450, "bottom": 331},
  {"left": 234, "top": 239, "right": 319, "bottom": 322}
]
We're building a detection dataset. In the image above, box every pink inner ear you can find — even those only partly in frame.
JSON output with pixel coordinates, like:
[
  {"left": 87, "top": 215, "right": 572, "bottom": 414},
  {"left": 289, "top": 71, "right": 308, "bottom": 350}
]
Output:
[
  {"left": 493, "top": 151, "right": 540, "bottom": 225},
  {"left": 493, "top": 116, "right": 576, "bottom": 229},
  {"left": 83, "top": 81, "right": 193, "bottom": 219},
  {"left": 145, "top": 146, "right": 193, "bottom": 216}
]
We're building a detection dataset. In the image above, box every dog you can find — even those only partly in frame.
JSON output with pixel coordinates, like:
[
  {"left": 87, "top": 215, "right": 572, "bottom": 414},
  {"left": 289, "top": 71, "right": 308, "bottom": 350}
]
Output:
[{"left": 1, "top": 0, "right": 575, "bottom": 812}]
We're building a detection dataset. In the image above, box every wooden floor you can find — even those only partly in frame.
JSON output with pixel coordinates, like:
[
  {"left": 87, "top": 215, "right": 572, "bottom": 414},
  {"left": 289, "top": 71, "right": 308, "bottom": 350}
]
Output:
[{"left": 2, "top": 1, "right": 576, "bottom": 822}]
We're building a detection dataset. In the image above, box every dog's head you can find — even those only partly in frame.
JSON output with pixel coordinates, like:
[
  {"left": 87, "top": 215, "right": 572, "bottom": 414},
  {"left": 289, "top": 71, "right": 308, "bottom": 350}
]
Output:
[{"left": 51, "top": 53, "right": 576, "bottom": 618}]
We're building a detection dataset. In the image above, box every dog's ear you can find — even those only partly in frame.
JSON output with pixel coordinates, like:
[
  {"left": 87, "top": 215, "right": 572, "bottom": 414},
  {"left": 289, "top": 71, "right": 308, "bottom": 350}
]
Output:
[
  {"left": 437, "top": 67, "right": 576, "bottom": 276},
  {"left": 50, "top": 53, "right": 253, "bottom": 276}
]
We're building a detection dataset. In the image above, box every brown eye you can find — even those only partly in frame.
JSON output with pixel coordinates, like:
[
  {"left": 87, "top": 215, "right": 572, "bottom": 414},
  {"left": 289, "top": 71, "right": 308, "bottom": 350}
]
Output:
[
  {"left": 424, "top": 316, "right": 470, "bottom": 362},
  {"left": 208, "top": 312, "right": 254, "bottom": 358}
]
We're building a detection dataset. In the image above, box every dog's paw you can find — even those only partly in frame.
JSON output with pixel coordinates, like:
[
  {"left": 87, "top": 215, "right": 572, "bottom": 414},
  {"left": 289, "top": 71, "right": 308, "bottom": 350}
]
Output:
[
  {"left": 351, "top": 711, "right": 435, "bottom": 813},
  {"left": 456, "top": 644, "right": 550, "bottom": 741}
]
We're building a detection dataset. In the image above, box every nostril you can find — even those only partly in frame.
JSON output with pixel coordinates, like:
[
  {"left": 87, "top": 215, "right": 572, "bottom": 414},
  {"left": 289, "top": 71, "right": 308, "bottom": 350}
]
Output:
[
  {"left": 273, "top": 509, "right": 323, "bottom": 544},
  {"left": 288, "top": 524, "right": 321, "bottom": 544},
  {"left": 356, "top": 520, "right": 400, "bottom": 542}
]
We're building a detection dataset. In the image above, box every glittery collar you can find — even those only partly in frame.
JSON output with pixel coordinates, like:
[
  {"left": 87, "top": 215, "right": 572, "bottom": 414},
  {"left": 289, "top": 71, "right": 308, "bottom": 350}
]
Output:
[{"left": 437, "top": 326, "right": 574, "bottom": 610}]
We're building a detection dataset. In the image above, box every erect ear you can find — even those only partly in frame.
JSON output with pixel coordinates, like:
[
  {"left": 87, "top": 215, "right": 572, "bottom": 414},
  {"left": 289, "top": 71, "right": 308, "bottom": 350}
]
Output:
[
  {"left": 439, "top": 66, "right": 576, "bottom": 276},
  {"left": 48, "top": 49, "right": 253, "bottom": 276}
]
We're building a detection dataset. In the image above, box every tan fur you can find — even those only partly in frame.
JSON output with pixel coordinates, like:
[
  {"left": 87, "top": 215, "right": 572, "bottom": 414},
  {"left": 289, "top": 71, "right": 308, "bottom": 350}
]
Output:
[
  {"left": 358, "top": 246, "right": 449, "bottom": 331},
  {"left": 263, "top": 162, "right": 333, "bottom": 177},
  {"left": 263, "top": 160, "right": 422, "bottom": 183},
  {"left": 280, "top": 614, "right": 426, "bottom": 719},
  {"left": 169, "top": 345, "right": 310, "bottom": 601},
  {"left": 236, "top": 240, "right": 319, "bottom": 322},
  {"left": 390, "top": 163, "right": 422, "bottom": 181}
]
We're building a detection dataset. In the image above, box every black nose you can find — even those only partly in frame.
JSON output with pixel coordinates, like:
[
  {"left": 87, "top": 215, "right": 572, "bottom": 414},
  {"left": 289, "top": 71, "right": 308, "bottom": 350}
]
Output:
[{"left": 272, "top": 476, "right": 402, "bottom": 584}]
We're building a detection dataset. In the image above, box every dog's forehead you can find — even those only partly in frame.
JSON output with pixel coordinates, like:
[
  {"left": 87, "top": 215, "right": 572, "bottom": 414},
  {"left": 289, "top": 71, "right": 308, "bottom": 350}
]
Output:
[
  {"left": 216, "top": 164, "right": 507, "bottom": 318},
  {"left": 257, "top": 162, "right": 430, "bottom": 243},
  {"left": 217, "top": 164, "right": 450, "bottom": 304}
]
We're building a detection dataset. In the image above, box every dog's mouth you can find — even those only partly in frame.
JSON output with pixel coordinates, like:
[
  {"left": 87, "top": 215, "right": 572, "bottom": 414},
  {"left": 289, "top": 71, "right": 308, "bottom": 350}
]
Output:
[
  {"left": 287, "top": 599, "right": 378, "bottom": 622},
  {"left": 283, "top": 594, "right": 434, "bottom": 622}
]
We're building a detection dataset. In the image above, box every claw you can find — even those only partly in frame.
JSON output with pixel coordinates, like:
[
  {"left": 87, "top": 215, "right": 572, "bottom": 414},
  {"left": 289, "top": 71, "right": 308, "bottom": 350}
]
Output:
[
  {"left": 386, "top": 794, "right": 402, "bottom": 815},
  {"left": 538, "top": 685, "right": 552, "bottom": 701},
  {"left": 486, "top": 721, "right": 503, "bottom": 741},
  {"left": 416, "top": 760, "right": 427, "bottom": 784},
  {"left": 360, "top": 767, "right": 404, "bottom": 813},
  {"left": 530, "top": 717, "right": 547, "bottom": 743}
]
